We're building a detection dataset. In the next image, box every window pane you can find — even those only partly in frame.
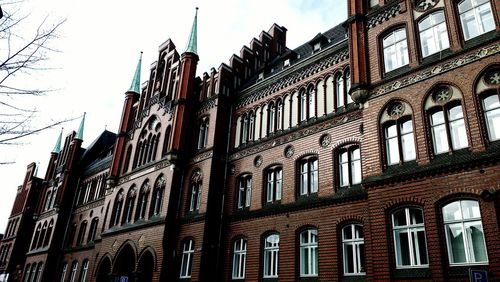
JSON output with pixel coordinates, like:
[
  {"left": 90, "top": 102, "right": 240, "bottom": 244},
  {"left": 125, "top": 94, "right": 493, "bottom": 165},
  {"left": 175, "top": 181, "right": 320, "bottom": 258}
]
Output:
[
  {"left": 401, "top": 131, "right": 416, "bottom": 161},
  {"left": 343, "top": 226, "right": 353, "bottom": 240},
  {"left": 345, "top": 244, "right": 354, "bottom": 273},
  {"left": 461, "top": 200, "right": 481, "bottom": 219},
  {"left": 486, "top": 107, "right": 500, "bottom": 141},
  {"left": 352, "top": 159, "right": 362, "bottom": 184},
  {"left": 449, "top": 119, "right": 468, "bottom": 150},
  {"left": 395, "top": 230, "right": 411, "bottom": 266},
  {"left": 276, "top": 170, "right": 282, "bottom": 200},
  {"left": 412, "top": 229, "right": 429, "bottom": 265},
  {"left": 444, "top": 201, "right": 462, "bottom": 221},
  {"left": 409, "top": 208, "right": 424, "bottom": 225},
  {"left": 465, "top": 221, "right": 487, "bottom": 262},
  {"left": 393, "top": 210, "right": 407, "bottom": 226},
  {"left": 446, "top": 223, "right": 467, "bottom": 263},
  {"left": 431, "top": 110, "right": 449, "bottom": 154},
  {"left": 387, "top": 133, "right": 400, "bottom": 165}
]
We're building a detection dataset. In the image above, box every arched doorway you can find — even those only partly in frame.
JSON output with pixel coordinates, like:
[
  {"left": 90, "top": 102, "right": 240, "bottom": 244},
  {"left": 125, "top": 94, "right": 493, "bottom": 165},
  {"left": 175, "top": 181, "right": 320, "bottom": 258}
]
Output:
[
  {"left": 96, "top": 256, "right": 111, "bottom": 282},
  {"left": 137, "top": 250, "right": 154, "bottom": 282},
  {"left": 113, "top": 244, "right": 136, "bottom": 281}
]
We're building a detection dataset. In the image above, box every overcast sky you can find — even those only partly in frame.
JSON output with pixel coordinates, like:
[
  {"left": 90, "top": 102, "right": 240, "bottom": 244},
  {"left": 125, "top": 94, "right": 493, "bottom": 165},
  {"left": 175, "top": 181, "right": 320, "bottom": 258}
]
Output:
[{"left": 0, "top": 0, "right": 347, "bottom": 233}]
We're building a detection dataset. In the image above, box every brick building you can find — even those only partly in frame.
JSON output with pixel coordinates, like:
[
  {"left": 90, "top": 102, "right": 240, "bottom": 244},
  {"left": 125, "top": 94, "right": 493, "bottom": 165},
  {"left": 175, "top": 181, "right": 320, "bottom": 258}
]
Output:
[{"left": 1, "top": 0, "right": 500, "bottom": 281}]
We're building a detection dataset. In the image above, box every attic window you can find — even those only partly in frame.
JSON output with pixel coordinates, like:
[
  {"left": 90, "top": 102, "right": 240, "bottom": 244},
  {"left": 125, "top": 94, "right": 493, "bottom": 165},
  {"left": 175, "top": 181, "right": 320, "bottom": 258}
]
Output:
[
  {"left": 284, "top": 59, "right": 290, "bottom": 67},
  {"left": 313, "top": 42, "right": 321, "bottom": 52}
]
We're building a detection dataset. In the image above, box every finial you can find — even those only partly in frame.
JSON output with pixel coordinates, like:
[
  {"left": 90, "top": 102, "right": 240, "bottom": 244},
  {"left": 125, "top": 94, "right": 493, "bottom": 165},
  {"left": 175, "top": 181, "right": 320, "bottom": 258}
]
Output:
[
  {"left": 128, "top": 51, "right": 143, "bottom": 93},
  {"left": 75, "top": 112, "right": 86, "bottom": 140},
  {"left": 52, "top": 127, "right": 63, "bottom": 153},
  {"left": 184, "top": 8, "right": 198, "bottom": 54}
]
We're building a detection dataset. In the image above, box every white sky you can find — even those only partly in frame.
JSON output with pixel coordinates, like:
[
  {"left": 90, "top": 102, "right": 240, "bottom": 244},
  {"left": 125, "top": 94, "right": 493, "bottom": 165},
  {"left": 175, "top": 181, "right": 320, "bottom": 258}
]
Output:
[{"left": 0, "top": 0, "right": 347, "bottom": 233}]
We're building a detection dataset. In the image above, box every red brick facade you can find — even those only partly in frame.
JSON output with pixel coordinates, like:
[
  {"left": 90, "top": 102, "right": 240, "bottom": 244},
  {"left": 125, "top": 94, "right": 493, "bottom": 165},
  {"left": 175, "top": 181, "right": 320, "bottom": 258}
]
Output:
[{"left": 1, "top": 0, "right": 500, "bottom": 281}]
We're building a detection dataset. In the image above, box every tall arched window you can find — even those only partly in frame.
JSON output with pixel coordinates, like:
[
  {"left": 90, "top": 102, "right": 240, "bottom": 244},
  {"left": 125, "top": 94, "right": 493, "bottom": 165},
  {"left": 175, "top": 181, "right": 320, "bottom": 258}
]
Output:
[
  {"left": 197, "top": 118, "right": 209, "bottom": 149},
  {"left": 276, "top": 100, "right": 283, "bottom": 131},
  {"left": 308, "top": 85, "right": 316, "bottom": 118},
  {"left": 426, "top": 86, "right": 468, "bottom": 155},
  {"left": 263, "top": 234, "right": 279, "bottom": 278},
  {"left": 87, "top": 218, "right": 99, "bottom": 243},
  {"left": 458, "top": 0, "right": 494, "bottom": 40},
  {"left": 162, "top": 125, "right": 171, "bottom": 156},
  {"left": 123, "top": 145, "right": 133, "bottom": 174},
  {"left": 268, "top": 102, "right": 275, "bottom": 133},
  {"left": 43, "top": 220, "right": 54, "bottom": 247},
  {"left": 150, "top": 175, "right": 165, "bottom": 217},
  {"left": 381, "top": 101, "right": 416, "bottom": 166},
  {"left": 418, "top": 11, "right": 450, "bottom": 57},
  {"left": 37, "top": 222, "right": 47, "bottom": 249},
  {"left": 31, "top": 224, "right": 41, "bottom": 250},
  {"left": 480, "top": 90, "right": 500, "bottom": 142},
  {"left": 80, "top": 260, "right": 89, "bottom": 282},
  {"left": 189, "top": 169, "right": 203, "bottom": 213},
  {"left": 232, "top": 237, "right": 247, "bottom": 279},
  {"left": 382, "top": 28, "right": 409, "bottom": 72},
  {"left": 336, "top": 73, "right": 345, "bottom": 108},
  {"left": 111, "top": 190, "right": 124, "bottom": 227},
  {"left": 443, "top": 199, "right": 487, "bottom": 264},
  {"left": 123, "top": 187, "right": 137, "bottom": 224},
  {"left": 299, "top": 229, "right": 318, "bottom": 277},
  {"left": 180, "top": 239, "right": 194, "bottom": 278},
  {"left": 77, "top": 220, "right": 88, "bottom": 246},
  {"left": 342, "top": 224, "right": 365, "bottom": 275},
  {"left": 136, "top": 180, "right": 151, "bottom": 220}
]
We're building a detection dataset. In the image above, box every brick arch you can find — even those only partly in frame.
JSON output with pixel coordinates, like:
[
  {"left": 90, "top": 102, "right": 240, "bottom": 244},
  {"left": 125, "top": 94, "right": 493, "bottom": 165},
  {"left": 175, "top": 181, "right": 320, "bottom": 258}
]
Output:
[
  {"left": 293, "top": 150, "right": 319, "bottom": 161},
  {"left": 383, "top": 197, "right": 427, "bottom": 211},
  {"left": 420, "top": 80, "right": 464, "bottom": 111},
  {"left": 94, "top": 253, "right": 112, "bottom": 277},
  {"left": 112, "top": 240, "right": 138, "bottom": 273},
  {"left": 331, "top": 137, "right": 362, "bottom": 150},
  {"left": 138, "top": 246, "right": 158, "bottom": 271},
  {"left": 433, "top": 190, "right": 483, "bottom": 207},
  {"left": 473, "top": 63, "right": 500, "bottom": 95},
  {"left": 335, "top": 215, "right": 365, "bottom": 226}
]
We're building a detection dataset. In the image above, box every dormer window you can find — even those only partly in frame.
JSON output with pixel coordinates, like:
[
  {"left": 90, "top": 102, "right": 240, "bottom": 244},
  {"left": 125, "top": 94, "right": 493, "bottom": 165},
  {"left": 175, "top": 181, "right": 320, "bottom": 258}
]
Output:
[{"left": 313, "top": 42, "right": 321, "bottom": 52}]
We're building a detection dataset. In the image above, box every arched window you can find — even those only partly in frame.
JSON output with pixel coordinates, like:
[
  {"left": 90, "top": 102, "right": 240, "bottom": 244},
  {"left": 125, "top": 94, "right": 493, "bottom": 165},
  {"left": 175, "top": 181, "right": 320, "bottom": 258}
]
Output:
[
  {"left": 69, "top": 261, "right": 78, "bottom": 282},
  {"left": 276, "top": 100, "right": 283, "bottom": 131},
  {"left": 162, "top": 125, "right": 171, "bottom": 156},
  {"left": 268, "top": 102, "right": 275, "bottom": 133},
  {"left": 382, "top": 28, "right": 409, "bottom": 72},
  {"left": 298, "top": 156, "right": 318, "bottom": 196},
  {"left": 60, "top": 263, "right": 68, "bottom": 282},
  {"left": 150, "top": 175, "right": 165, "bottom": 217},
  {"left": 427, "top": 86, "right": 468, "bottom": 155},
  {"left": 43, "top": 220, "right": 54, "bottom": 247},
  {"left": 418, "top": 11, "right": 450, "bottom": 57},
  {"left": 443, "top": 200, "right": 487, "bottom": 264},
  {"left": 308, "top": 85, "right": 316, "bottom": 118},
  {"left": 481, "top": 91, "right": 500, "bottom": 142},
  {"left": 381, "top": 101, "right": 416, "bottom": 166},
  {"left": 44, "top": 190, "right": 52, "bottom": 211},
  {"left": 180, "top": 239, "right": 194, "bottom": 278},
  {"left": 80, "top": 260, "right": 89, "bottom": 282},
  {"left": 232, "top": 237, "right": 247, "bottom": 279},
  {"left": 263, "top": 234, "right": 279, "bottom": 278},
  {"left": 77, "top": 220, "right": 88, "bottom": 246},
  {"left": 237, "top": 174, "right": 252, "bottom": 209},
  {"left": 189, "top": 169, "right": 203, "bottom": 213},
  {"left": 122, "top": 145, "right": 132, "bottom": 174},
  {"left": 136, "top": 180, "right": 151, "bottom": 220},
  {"left": 38, "top": 222, "right": 47, "bottom": 249},
  {"left": 87, "top": 218, "right": 99, "bottom": 243},
  {"left": 299, "top": 229, "right": 318, "bottom": 277},
  {"left": 123, "top": 187, "right": 137, "bottom": 224},
  {"left": 336, "top": 73, "right": 345, "bottom": 108},
  {"left": 241, "top": 114, "right": 249, "bottom": 144},
  {"left": 265, "top": 166, "right": 282, "bottom": 203},
  {"left": 458, "top": 0, "right": 494, "bottom": 40},
  {"left": 392, "top": 207, "right": 428, "bottom": 267},
  {"left": 345, "top": 69, "right": 352, "bottom": 104},
  {"left": 338, "top": 145, "right": 361, "bottom": 187},
  {"left": 111, "top": 190, "right": 124, "bottom": 227},
  {"left": 248, "top": 112, "right": 255, "bottom": 141},
  {"left": 299, "top": 89, "right": 307, "bottom": 122},
  {"left": 197, "top": 118, "right": 209, "bottom": 149},
  {"left": 342, "top": 224, "right": 365, "bottom": 275},
  {"left": 31, "top": 224, "right": 41, "bottom": 250}
]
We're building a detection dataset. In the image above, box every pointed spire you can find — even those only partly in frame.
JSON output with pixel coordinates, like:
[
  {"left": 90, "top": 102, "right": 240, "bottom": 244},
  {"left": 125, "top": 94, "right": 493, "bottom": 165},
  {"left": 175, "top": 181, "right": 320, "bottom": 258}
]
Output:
[
  {"left": 75, "top": 112, "right": 86, "bottom": 140},
  {"left": 128, "top": 51, "right": 143, "bottom": 93},
  {"left": 184, "top": 7, "right": 198, "bottom": 54},
  {"left": 52, "top": 128, "right": 63, "bottom": 153}
]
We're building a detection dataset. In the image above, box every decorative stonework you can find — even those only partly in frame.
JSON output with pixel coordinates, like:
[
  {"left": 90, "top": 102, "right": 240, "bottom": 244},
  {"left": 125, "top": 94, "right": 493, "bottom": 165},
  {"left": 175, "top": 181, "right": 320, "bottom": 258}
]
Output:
[
  {"left": 373, "top": 43, "right": 500, "bottom": 98},
  {"left": 367, "top": 2, "right": 402, "bottom": 29},
  {"left": 284, "top": 146, "right": 295, "bottom": 158},
  {"left": 415, "top": 0, "right": 438, "bottom": 12},
  {"left": 236, "top": 49, "right": 349, "bottom": 109},
  {"left": 155, "top": 160, "right": 171, "bottom": 170},
  {"left": 388, "top": 101, "right": 405, "bottom": 117},
  {"left": 432, "top": 87, "right": 452, "bottom": 103},
  {"left": 138, "top": 234, "right": 146, "bottom": 248},
  {"left": 191, "top": 169, "right": 203, "bottom": 182},
  {"left": 254, "top": 155, "right": 263, "bottom": 167},
  {"left": 486, "top": 71, "right": 500, "bottom": 85},
  {"left": 229, "top": 165, "right": 236, "bottom": 175},
  {"left": 230, "top": 111, "right": 362, "bottom": 160},
  {"left": 197, "top": 97, "right": 218, "bottom": 114},
  {"left": 189, "top": 150, "right": 214, "bottom": 164},
  {"left": 142, "top": 181, "right": 151, "bottom": 193},
  {"left": 320, "top": 134, "right": 331, "bottom": 148}
]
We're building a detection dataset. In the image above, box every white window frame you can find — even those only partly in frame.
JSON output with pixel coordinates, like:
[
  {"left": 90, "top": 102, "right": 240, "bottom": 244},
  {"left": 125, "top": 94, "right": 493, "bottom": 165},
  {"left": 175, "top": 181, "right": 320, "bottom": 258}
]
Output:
[
  {"left": 237, "top": 176, "right": 252, "bottom": 209},
  {"left": 458, "top": 0, "right": 495, "bottom": 40},
  {"left": 300, "top": 229, "right": 318, "bottom": 277},
  {"left": 299, "top": 158, "right": 318, "bottom": 196},
  {"left": 419, "top": 11, "right": 450, "bottom": 57},
  {"left": 383, "top": 28, "right": 409, "bottom": 72},
  {"left": 232, "top": 238, "right": 247, "bottom": 279},
  {"left": 443, "top": 200, "right": 488, "bottom": 265},
  {"left": 342, "top": 224, "right": 365, "bottom": 275},
  {"left": 482, "top": 93, "right": 500, "bottom": 141},
  {"left": 392, "top": 207, "right": 429, "bottom": 268},
  {"left": 69, "top": 261, "right": 78, "bottom": 282},
  {"left": 180, "top": 240, "right": 194, "bottom": 278},
  {"left": 266, "top": 167, "right": 283, "bottom": 203},
  {"left": 263, "top": 234, "right": 279, "bottom": 278},
  {"left": 339, "top": 147, "right": 362, "bottom": 187},
  {"left": 80, "top": 260, "right": 89, "bottom": 282},
  {"left": 189, "top": 182, "right": 202, "bottom": 212}
]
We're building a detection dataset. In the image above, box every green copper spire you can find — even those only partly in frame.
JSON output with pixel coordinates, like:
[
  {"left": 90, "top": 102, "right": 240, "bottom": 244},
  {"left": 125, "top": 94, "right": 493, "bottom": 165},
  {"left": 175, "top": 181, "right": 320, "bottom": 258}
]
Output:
[
  {"left": 128, "top": 52, "right": 143, "bottom": 93},
  {"left": 75, "top": 112, "right": 86, "bottom": 140},
  {"left": 52, "top": 128, "right": 63, "bottom": 153},
  {"left": 184, "top": 7, "right": 198, "bottom": 54}
]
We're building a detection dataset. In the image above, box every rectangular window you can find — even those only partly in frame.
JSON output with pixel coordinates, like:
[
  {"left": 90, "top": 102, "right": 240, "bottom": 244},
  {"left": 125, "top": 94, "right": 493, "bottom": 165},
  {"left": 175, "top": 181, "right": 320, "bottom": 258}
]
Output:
[
  {"left": 343, "top": 224, "right": 365, "bottom": 275},
  {"left": 263, "top": 234, "right": 279, "bottom": 278},
  {"left": 180, "top": 240, "right": 194, "bottom": 278},
  {"left": 383, "top": 28, "right": 409, "bottom": 72},
  {"left": 237, "top": 176, "right": 252, "bottom": 209},
  {"left": 300, "top": 229, "right": 318, "bottom": 277},
  {"left": 232, "top": 238, "right": 247, "bottom": 279},
  {"left": 392, "top": 208, "right": 429, "bottom": 268},
  {"left": 299, "top": 158, "right": 318, "bottom": 195}
]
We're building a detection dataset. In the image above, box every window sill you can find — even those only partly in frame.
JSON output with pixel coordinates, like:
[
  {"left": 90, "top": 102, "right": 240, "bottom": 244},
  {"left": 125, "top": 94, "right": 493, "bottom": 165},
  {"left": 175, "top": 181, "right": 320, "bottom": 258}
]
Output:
[{"left": 342, "top": 275, "right": 366, "bottom": 282}]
